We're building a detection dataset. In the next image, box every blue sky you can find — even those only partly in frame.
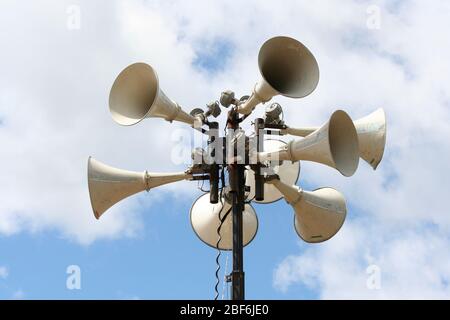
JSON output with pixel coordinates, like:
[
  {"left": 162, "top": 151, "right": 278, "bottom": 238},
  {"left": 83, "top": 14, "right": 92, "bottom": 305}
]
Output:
[
  {"left": 0, "top": 193, "right": 320, "bottom": 299},
  {"left": 1, "top": 0, "right": 450, "bottom": 299},
  {"left": 193, "top": 38, "right": 235, "bottom": 75}
]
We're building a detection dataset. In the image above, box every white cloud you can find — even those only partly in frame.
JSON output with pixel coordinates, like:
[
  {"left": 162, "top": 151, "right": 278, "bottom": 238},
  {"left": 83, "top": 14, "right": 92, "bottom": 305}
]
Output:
[
  {"left": 0, "top": 1, "right": 203, "bottom": 245},
  {"left": 0, "top": 0, "right": 449, "bottom": 298},
  {"left": 0, "top": 266, "right": 8, "bottom": 279},
  {"left": 267, "top": 0, "right": 450, "bottom": 298},
  {"left": 274, "top": 221, "right": 450, "bottom": 299}
]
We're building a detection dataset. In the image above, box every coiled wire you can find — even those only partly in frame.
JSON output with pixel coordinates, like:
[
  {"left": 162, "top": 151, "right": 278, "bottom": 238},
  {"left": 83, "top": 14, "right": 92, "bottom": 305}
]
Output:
[{"left": 214, "top": 167, "right": 229, "bottom": 300}]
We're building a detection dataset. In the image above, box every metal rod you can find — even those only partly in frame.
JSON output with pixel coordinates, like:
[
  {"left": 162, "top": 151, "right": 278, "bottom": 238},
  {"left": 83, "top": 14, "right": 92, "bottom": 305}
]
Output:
[
  {"left": 191, "top": 175, "right": 210, "bottom": 180},
  {"left": 254, "top": 118, "right": 265, "bottom": 201},
  {"left": 263, "top": 123, "right": 288, "bottom": 130},
  {"left": 230, "top": 163, "right": 245, "bottom": 300},
  {"left": 227, "top": 108, "right": 245, "bottom": 300},
  {"left": 208, "top": 122, "right": 219, "bottom": 204}
]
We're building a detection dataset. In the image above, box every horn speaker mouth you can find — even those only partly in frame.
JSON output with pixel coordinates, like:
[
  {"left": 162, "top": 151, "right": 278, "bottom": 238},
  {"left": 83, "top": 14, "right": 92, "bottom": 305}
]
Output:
[
  {"left": 87, "top": 156, "right": 101, "bottom": 219},
  {"left": 293, "top": 187, "right": 347, "bottom": 243},
  {"left": 190, "top": 193, "right": 259, "bottom": 250},
  {"left": 258, "top": 36, "right": 319, "bottom": 98},
  {"left": 109, "top": 63, "right": 159, "bottom": 126},
  {"left": 328, "top": 110, "right": 359, "bottom": 177}
]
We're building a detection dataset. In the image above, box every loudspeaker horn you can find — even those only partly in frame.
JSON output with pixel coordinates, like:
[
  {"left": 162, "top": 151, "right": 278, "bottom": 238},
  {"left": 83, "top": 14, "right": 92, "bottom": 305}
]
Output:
[
  {"left": 190, "top": 193, "right": 258, "bottom": 250},
  {"left": 109, "top": 62, "right": 196, "bottom": 126},
  {"left": 88, "top": 157, "right": 192, "bottom": 219},
  {"left": 353, "top": 108, "right": 386, "bottom": 170},
  {"left": 282, "top": 108, "right": 387, "bottom": 170},
  {"left": 268, "top": 179, "right": 346, "bottom": 243},
  {"left": 259, "top": 110, "right": 359, "bottom": 177},
  {"left": 237, "top": 36, "right": 319, "bottom": 115},
  {"left": 246, "top": 139, "right": 301, "bottom": 203}
]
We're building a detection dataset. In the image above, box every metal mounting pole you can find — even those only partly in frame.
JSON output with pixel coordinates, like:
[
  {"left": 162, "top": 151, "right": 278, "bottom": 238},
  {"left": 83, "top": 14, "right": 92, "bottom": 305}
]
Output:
[
  {"left": 230, "top": 163, "right": 245, "bottom": 300},
  {"left": 227, "top": 109, "right": 245, "bottom": 300},
  {"left": 254, "top": 118, "right": 265, "bottom": 201},
  {"left": 208, "top": 122, "right": 219, "bottom": 204}
]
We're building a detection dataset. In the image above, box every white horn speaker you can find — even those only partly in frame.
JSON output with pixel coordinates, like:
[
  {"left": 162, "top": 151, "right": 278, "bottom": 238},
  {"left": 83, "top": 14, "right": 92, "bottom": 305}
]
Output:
[
  {"left": 353, "top": 108, "right": 386, "bottom": 170},
  {"left": 88, "top": 157, "right": 192, "bottom": 219},
  {"left": 282, "top": 108, "right": 387, "bottom": 170},
  {"left": 246, "top": 139, "right": 300, "bottom": 203},
  {"left": 259, "top": 110, "right": 359, "bottom": 177},
  {"left": 269, "top": 179, "right": 346, "bottom": 243},
  {"left": 109, "top": 62, "right": 196, "bottom": 126},
  {"left": 190, "top": 193, "right": 258, "bottom": 250},
  {"left": 238, "top": 36, "right": 319, "bottom": 115}
]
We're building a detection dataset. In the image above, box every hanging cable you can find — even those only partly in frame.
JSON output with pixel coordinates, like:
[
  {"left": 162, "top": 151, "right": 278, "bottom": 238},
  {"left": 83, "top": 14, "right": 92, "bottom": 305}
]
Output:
[
  {"left": 197, "top": 175, "right": 210, "bottom": 192},
  {"left": 214, "top": 166, "right": 229, "bottom": 300},
  {"left": 245, "top": 195, "right": 255, "bottom": 204},
  {"left": 214, "top": 206, "right": 231, "bottom": 300}
]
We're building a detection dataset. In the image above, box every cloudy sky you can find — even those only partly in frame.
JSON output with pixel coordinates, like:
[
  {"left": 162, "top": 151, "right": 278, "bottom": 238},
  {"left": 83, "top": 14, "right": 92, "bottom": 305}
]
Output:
[{"left": 1, "top": 0, "right": 450, "bottom": 299}]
